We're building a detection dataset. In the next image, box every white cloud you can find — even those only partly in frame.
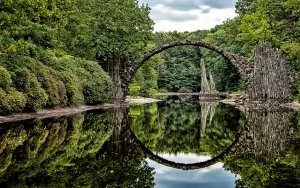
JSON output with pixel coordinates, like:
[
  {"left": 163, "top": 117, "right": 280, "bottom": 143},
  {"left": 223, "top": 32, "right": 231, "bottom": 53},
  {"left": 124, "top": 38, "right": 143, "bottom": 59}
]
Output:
[
  {"left": 152, "top": 8, "right": 237, "bottom": 32},
  {"left": 146, "top": 153, "right": 239, "bottom": 188},
  {"left": 139, "top": 0, "right": 237, "bottom": 31}
]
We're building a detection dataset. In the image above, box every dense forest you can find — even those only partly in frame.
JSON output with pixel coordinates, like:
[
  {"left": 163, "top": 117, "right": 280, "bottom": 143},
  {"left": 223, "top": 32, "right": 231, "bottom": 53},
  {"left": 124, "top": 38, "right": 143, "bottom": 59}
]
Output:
[
  {"left": 0, "top": 0, "right": 299, "bottom": 115},
  {"left": 0, "top": 0, "right": 153, "bottom": 114}
]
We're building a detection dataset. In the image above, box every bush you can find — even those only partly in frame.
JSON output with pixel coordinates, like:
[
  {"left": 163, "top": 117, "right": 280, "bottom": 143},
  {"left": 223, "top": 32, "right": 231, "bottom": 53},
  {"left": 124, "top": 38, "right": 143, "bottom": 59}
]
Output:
[
  {"left": 36, "top": 68, "right": 61, "bottom": 107},
  {"left": 47, "top": 56, "right": 112, "bottom": 104},
  {"left": 293, "top": 81, "right": 300, "bottom": 101},
  {"left": 26, "top": 72, "right": 48, "bottom": 111},
  {"left": 0, "top": 88, "right": 27, "bottom": 114},
  {"left": 61, "top": 72, "right": 84, "bottom": 105},
  {"left": 74, "top": 59, "right": 113, "bottom": 104},
  {"left": 10, "top": 67, "right": 48, "bottom": 111},
  {"left": 0, "top": 53, "right": 113, "bottom": 114},
  {"left": 0, "top": 66, "right": 27, "bottom": 114},
  {"left": 0, "top": 66, "right": 12, "bottom": 90},
  {"left": 11, "top": 67, "right": 31, "bottom": 92}
]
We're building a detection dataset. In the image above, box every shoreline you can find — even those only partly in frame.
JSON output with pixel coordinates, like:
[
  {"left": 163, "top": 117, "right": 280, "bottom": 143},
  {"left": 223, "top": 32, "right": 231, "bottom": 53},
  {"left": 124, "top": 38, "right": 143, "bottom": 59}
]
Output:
[
  {"left": 1, "top": 95, "right": 299, "bottom": 124},
  {"left": 0, "top": 104, "right": 119, "bottom": 124},
  {"left": 221, "top": 98, "right": 300, "bottom": 111},
  {"left": 0, "top": 96, "right": 162, "bottom": 124}
]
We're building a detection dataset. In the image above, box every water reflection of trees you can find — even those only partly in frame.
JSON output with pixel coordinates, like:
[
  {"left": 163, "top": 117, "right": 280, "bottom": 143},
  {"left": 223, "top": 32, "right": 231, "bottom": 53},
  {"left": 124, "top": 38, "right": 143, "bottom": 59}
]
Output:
[
  {"left": 224, "top": 109, "right": 299, "bottom": 188},
  {"left": 1, "top": 99, "right": 300, "bottom": 188},
  {"left": 129, "top": 98, "right": 300, "bottom": 187},
  {"left": 0, "top": 110, "right": 155, "bottom": 187},
  {"left": 129, "top": 97, "right": 243, "bottom": 155}
]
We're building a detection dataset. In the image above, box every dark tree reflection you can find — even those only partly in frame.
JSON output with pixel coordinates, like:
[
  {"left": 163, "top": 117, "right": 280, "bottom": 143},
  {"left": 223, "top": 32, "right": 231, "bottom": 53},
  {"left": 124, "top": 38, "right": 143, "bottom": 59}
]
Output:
[
  {"left": 0, "top": 109, "right": 155, "bottom": 188},
  {"left": 1, "top": 96, "right": 300, "bottom": 188},
  {"left": 224, "top": 109, "right": 300, "bottom": 188}
]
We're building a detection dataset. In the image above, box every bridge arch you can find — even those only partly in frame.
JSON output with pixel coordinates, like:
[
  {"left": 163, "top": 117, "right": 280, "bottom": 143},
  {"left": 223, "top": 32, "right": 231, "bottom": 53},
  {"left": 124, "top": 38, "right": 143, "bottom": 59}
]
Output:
[
  {"left": 121, "top": 40, "right": 251, "bottom": 100},
  {"left": 120, "top": 41, "right": 296, "bottom": 105}
]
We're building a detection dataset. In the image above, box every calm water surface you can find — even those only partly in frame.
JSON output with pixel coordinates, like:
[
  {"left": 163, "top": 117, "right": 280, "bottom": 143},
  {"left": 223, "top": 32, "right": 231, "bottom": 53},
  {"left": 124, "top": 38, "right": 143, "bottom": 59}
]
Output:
[{"left": 0, "top": 96, "right": 299, "bottom": 188}]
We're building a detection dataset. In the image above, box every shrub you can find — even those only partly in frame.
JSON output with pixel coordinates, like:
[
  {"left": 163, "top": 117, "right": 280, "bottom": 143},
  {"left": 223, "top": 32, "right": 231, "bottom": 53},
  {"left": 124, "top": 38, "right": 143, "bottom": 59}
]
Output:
[
  {"left": 11, "top": 67, "right": 30, "bottom": 92},
  {"left": 26, "top": 72, "right": 48, "bottom": 111},
  {"left": 293, "top": 81, "right": 300, "bottom": 101},
  {"left": 61, "top": 72, "right": 84, "bottom": 105},
  {"left": 75, "top": 60, "right": 113, "bottom": 104},
  {"left": 36, "top": 68, "right": 61, "bottom": 107},
  {"left": 0, "top": 88, "right": 27, "bottom": 114},
  {"left": 47, "top": 56, "right": 112, "bottom": 104},
  {"left": 0, "top": 66, "right": 12, "bottom": 90},
  {"left": 10, "top": 67, "right": 48, "bottom": 111},
  {"left": 0, "top": 53, "right": 112, "bottom": 114}
]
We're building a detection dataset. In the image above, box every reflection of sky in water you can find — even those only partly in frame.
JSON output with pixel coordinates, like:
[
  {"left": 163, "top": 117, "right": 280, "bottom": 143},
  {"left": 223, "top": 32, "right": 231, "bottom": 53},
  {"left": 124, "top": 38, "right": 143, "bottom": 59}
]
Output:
[{"left": 147, "top": 153, "right": 238, "bottom": 188}]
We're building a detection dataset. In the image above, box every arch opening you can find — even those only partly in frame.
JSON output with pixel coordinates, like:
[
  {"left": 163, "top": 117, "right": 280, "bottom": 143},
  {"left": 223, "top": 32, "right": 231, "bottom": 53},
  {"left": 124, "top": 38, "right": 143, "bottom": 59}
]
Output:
[{"left": 121, "top": 40, "right": 251, "bottom": 101}]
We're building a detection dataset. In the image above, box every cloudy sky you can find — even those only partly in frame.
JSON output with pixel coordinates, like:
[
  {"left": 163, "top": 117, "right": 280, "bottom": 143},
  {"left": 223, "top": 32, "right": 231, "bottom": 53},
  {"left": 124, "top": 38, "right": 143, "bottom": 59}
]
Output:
[
  {"left": 138, "top": 0, "right": 238, "bottom": 32},
  {"left": 147, "top": 153, "right": 239, "bottom": 188}
]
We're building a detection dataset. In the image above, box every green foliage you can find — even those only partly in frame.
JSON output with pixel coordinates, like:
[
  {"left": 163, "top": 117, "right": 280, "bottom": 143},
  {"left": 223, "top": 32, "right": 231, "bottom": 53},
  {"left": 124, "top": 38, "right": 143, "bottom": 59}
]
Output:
[
  {"left": 235, "top": 0, "right": 256, "bottom": 15},
  {"left": 235, "top": 0, "right": 300, "bottom": 99},
  {"left": 0, "top": 0, "right": 152, "bottom": 113},
  {"left": 293, "top": 80, "right": 300, "bottom": 101},
  {"left": 78, "top": 59, "right": 113, "bottom": 104},
  {"left": 154, "top": 32, "right": 203, "bottom": 92},
  {"left": 147, "top": 88, "right": 157, "bottom": 98},
  {"left": 129, "top": 51, "right": 161, "bottom": 97},
  {"left": 89, "top": 0, "right": 154, "bottom": 58},
  {"left": 0, "top": 88, "right": 26, "bottom": 114},
  {"left": 0, "top": 65, "right": 27, "bottom": 114},
  {"left": 25, "top": 72, "right": 49, "bottom": 110},
  {"left": 153, "top": 28, "right": 244, "bottom": 93},
  {"left": 47, "top": 55, "right": 113, "bottom": 104},
  {"left": 0, "top": 66, "right": 12, "bottom": 89},
  {"left": 60, "top": 71, "right": 84, "bottom": 106},
  {"left": 129, "top": 84, "right": 141, "bottom": 96},
  {"left": 0, "top": 53, "right": 112, "bottom": 114},
  {"left": 236, "top": 0, "right": 278, "bottom": 54},
  {"left": 202, "top": 18, "right": 245, "bottom": 92}
]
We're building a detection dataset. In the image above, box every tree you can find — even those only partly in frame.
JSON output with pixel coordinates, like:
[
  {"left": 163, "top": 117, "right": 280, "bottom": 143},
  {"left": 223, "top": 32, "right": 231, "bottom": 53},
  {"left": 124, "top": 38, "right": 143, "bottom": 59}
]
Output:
[{"left": 235, "top": 0, "right": 257, "bottom": 15}]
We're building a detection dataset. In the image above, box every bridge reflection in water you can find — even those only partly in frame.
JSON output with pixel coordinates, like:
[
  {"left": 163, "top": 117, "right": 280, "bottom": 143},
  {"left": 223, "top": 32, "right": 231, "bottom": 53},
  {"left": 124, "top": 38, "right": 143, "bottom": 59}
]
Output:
[
  {"left": 0, "top": 96, "right": 298, "bottom": 187},
  {"left": 128, "top": 102, "right": 294, "bottom": 170}
]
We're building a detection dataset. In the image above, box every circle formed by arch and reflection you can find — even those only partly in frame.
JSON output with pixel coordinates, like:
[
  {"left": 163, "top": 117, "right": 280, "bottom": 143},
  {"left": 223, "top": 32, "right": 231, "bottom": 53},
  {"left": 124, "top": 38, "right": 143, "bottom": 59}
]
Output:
[{"left": 128, "top": 126, "right": 246, "bottom": 171}]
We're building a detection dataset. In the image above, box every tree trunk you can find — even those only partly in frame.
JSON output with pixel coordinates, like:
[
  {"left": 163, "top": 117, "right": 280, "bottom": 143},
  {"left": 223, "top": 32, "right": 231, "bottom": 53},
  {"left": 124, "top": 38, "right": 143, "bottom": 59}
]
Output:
[{"left": 103, "top": 56, "right": 123, "bottom": 104}]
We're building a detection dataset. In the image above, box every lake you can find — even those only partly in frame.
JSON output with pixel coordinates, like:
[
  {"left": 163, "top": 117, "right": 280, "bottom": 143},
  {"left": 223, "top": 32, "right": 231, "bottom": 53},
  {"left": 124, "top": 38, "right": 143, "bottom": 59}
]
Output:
[{"left": 0, "top": 96, "right": 299, "bottom": 187}]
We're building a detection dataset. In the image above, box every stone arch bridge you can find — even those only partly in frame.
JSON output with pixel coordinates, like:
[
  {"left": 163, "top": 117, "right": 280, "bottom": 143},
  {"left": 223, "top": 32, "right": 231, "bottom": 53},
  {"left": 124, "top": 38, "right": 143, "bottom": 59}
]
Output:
[{"left": 119, "top": 40, "right": 297, "bottom": 105}]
